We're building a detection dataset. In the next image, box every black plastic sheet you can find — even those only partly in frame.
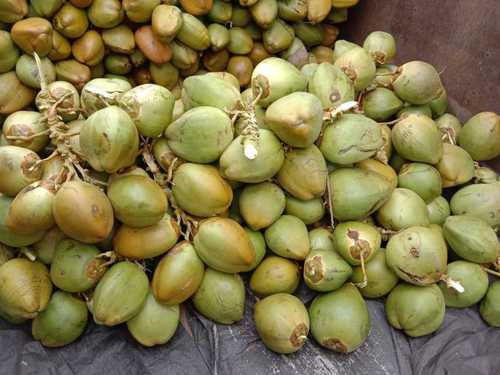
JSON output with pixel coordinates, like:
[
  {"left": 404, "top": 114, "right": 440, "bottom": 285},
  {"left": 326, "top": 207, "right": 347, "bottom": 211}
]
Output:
[{"left": 1, "top": 277, "right": 500, "bottom": 375}]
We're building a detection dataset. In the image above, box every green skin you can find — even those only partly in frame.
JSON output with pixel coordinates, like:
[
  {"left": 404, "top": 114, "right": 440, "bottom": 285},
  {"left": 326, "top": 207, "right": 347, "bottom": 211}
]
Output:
[
  {"left": 309, "top": 227, "right": 335, "bottom": 252},
  {"left": 170, "top": 40, "right": 198, "bottom": 69},
  {"left": 391, "top": 114, "right": 443, "bottom": 164},
  {"left": 52, "top": 180, "right": 114, "bottom": 244},
  {"left": 227, "top": 27, "right": 253, "bottom": 55},
  {"left": 231, "top": 5, "right": 251, "bottom": 27},
  {"left": 304, "top": 249, "right": 352, "bottom": 292},
  {"left": 277, "top": 145, "right": 327, "bottom": 201},
  {"left": 250, "top": 0, "right": 278, "bottom": 29},
  {"left": 386, "top": 283, "right": 445, "bottom": 337},
  {"left": 329, "top": 168, "right": 394, "bottom": 221},
  {"left": 443, "top": 215, "right": 500, "bottom": 264},
  {"left": 152, "top": 241, "right": 205, "bottom": 305},
  {"left": 398, "top": 162, "right": 442, "bottom": 203},
  {"left": 332, "top": 40, "right": 358, "bottom": 62},
  {"left": 398, "top": 105, "right": 432, "bottom": 119},
  {"left": 88, "top": 0, "right": 124, "bottom": 29},
  {"left": 244, "top": 227, "right": 267, "bottom": 270},
  {"left": 264, "top": 215, "right": 310, "bottom": 260},
  {"left": 104, "top": 54, "right": 132, "bottom": 75},
  {"left": 127, "top": 291, "right": 179, "bottom": 347},
  {"left": 426, "top": 196, "right": 451, "bottom": 225},
  {"left": 80, "top": 106, "right": 139, "bottom": 173},
  {"left": 334, "top": 47, "right": 376, "bottom": 91},
  {"left": 363, "top": 31, "right": 396, "bottom": 64},
  {"left": 193, "top": 217, "right": 256, "bottom": 273},
  {"left": 458, "top": 112, "right": 500, "bottom": 161},
  {"left": 0, "top": 244, "right": 13, "bottom": 267},
  {"left": 33, "top": 227, "right": 67, "bottom": 265},
  {"left": 285, "top": 196, "right": 325, "bottom": 225},
  {"left": 81, "top": 78, "right": 132, "bottom": 116},
  {"left": 475, "top": 167, "right": 498, "bottom": 184},
  {"left": 0, "top": 145, "right": 42, "bottom": 197},
  {"left": 107, "top": 175, "right": 167, "bottom": 228},
  {"left": 0, "top": 258, "right": 52, "bottom": 320},
  {"left": 165, "top": 106, "right": 233, "bottom": 163},
  {"left": 308, "top": 62, "right": 355, "bottom": 110},
  {"left": 113, "top": 213, "right": 179, "bottom": 260},
  {"left": 208, "top": 0, "right": 232, "bottom": 23},
  {"left": 239, "top": 182, "right": 286, "bottom": 231},
  {"left": 435, "top": 143, "right": 475, "bottom": 188},
  {"left": 376, "top": 188, "right": 430, "bottom": 231},
  {"left": 192, "top": 268, "right": 245, "bottom": 325},
  {"left": 309, "top": 284, "right": 370, "bottom": 353},
  {"left": 263, "top": 19, "right": 294, "bottom": 54},
  {"left": 301, "top": 63, "right": 318, "bottom": 83},
  {"left": 351, "top": 249, "right": 399, "bottom": 298},
  {"left": 265, "top": 92, "right": 323, "bottom": 148},
  {"left": 32, "top": 291, "right": 88, "bottom": 348},
  {"left": 278, "top": 0, "right": 307, "bottom": 22},
  {"left": 332, "top": 221, "right": 381, "bottom": 266},
  {"left": 0, "top": 30, "right": 19, "bottom": 73},
  {"left": 208, "top": 23, "right": 230, "bottom": 51},
  {"left": 177, "top": 13, "right": 210, "bottom": 51},
  {"left": 438, "top": 261, "right": 488, "bottom": 308},
  {"left": 6, "top": 181, "right": 55, "bottom": 235},
  {"left": 150, "top": 62, "right": 179, "bottom": 90},
  {"left": 0, "top": 195, "right": 45, "bottom": 247},
  {"left": 429, "top": 89, "right": 448, "bottom": 118},
  {"left": 3, "top": 111, "right": 47, "bottom": 152},
  {"left": 205, "top": 72, "right": 240, "bottom": 90},
  {"left": 50, "top": 239, "right": 104, "bottom": 293},
  {"left": 172, "top": 163, "right": 233, "bottom": 218},
  {"left": 251, "top": 57, "right": 307, "bottom": 108},
  {"left": 219, "top": 129, "right": 285, "bottom": 183},
  {"left": 436, "top": 113, "right": 462, "bottom": 144},
  {"left": 182, "top": 75, "right": 241, "bottom": 111},
  {"left": 244, "top": 23, "right": 262, "bottom": 41},
  {"left": 386, "top": 226, "right": 448, "bottom": 285},
  {"left": 102, "top": 25, "right": 135, "bottom": 54},
  {"left": 393, "top": 61, "right": 444, "bottom": 105},
  {"left": 123, "top": 0, "right": 159, "bottom": 23},
  {"left": 480, "top": 281, "right": 500, "bottom": 327},
  {"left": 91, "top": 261, "right": 149, "bottom": 326},
  {"left": 250, "top": 256, "right": 299, "bottom": 297},
  {"left": 362, "top": 87, "right": 403, "bottom": 122},
  {"left": 254, "top": 293, "right": 309, "bottom": 354},
  {"left": 292, "top": 22, "right": 321, "bottom": 47},
  {"left": 450, "top": 183, "right": 500, "bottom": 230}
]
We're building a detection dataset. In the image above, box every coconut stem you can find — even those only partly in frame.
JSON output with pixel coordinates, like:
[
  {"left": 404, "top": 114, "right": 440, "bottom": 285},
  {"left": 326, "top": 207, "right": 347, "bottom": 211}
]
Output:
[
  {"left": 325, "top": 177, "right": 335, "bottom": 230},
  {"left": 230, "top": 86, "right": 263, "bottom": 160},
  {"left": 141, "top": 137, "right": 169, "bottom": 187},
  {"left": 18, "top": 247, "right": 36, "bottom": 261},
  {"left": 33, "top": 52, "right": 47, "bottom": 92},
  {"left": 441, "top": 275, "right": 464, "bottom": 293},
  {"left": 6, "top": 129, "right": 51, "bottom": 141},
  {"left": 324, "top": 100, "right": 360, "bottom": 121},
  {"left": 354, "top": 251, "right": 368, "bottom": 289},
  {"left": 96, "top": 251, "right": 117, "bottom": 269},
  {"left": 482, "top": 266, "right": 500, "bottom": 278}
]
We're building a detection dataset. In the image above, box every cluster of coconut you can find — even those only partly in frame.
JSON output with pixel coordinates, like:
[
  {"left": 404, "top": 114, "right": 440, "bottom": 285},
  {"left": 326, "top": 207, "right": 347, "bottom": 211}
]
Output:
[{"left": 0, "top": 0, "right": 500, "bottom": 357}]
